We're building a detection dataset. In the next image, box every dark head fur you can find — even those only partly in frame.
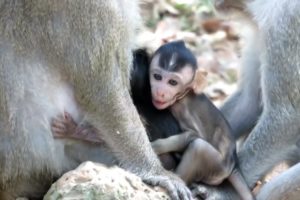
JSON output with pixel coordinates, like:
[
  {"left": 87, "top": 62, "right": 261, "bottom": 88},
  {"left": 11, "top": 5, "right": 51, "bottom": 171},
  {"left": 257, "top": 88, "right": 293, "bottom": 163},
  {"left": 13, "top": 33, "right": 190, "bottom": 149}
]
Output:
[{"left": 153, "top": 40, "right": 197, "bottom": 72}]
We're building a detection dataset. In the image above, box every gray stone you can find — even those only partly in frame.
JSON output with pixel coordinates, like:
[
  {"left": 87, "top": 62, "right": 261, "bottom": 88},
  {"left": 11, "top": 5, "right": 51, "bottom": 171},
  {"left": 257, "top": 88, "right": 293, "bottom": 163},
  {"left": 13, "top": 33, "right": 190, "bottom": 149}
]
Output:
[{"left": 44, "top": 161, "right": 170, "bottom": 200}]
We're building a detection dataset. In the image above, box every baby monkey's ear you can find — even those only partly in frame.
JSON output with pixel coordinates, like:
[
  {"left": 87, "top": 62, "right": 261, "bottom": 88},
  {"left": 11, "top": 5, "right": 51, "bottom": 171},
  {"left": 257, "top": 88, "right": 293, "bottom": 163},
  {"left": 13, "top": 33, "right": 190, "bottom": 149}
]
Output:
[{"left": 192, "top": 68, "right": 208, "bottom": 94}]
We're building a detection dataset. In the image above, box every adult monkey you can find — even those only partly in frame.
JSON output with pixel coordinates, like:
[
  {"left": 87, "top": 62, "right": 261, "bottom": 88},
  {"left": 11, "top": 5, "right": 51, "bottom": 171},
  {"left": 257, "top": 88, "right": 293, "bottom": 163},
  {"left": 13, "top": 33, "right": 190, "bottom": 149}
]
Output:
[
  {"left": 0, "top": 1, "right": 191, "bottom": 199},
  {"left": 216, "top": 0, "right": 262, "bottom": 140},
  {"left": 193, "top": 0, "right": 300, "bottom": 199}
]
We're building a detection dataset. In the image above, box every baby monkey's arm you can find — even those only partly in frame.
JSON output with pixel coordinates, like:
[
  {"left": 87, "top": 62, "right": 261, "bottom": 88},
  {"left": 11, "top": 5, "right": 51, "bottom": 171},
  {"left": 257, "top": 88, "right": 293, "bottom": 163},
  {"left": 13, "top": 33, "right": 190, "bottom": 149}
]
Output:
[{"left": 151, "top": 131, "right": 196, "bottom": 154}]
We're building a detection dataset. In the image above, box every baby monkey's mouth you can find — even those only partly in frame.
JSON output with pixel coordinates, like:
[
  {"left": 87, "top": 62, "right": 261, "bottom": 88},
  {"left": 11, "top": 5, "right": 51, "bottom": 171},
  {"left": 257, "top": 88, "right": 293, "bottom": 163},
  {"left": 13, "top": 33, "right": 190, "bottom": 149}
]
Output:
[{"left": 152, "top": 99, "right": 168, "bottom": 109}]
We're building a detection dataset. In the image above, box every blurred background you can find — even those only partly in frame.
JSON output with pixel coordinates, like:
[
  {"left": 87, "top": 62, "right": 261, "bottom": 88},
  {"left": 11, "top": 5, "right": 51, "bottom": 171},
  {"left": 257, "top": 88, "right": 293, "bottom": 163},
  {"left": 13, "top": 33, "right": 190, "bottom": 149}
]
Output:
[{"left": 137, "top": 0, "right": 246, "bottom": 106}]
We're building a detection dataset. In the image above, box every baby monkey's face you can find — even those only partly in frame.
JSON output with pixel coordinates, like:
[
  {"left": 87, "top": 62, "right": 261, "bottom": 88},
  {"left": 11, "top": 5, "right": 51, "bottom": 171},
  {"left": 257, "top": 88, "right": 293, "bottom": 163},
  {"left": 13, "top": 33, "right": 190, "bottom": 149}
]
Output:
[{"left": 149, "top": 55, "right": 195, "bottom": 110}]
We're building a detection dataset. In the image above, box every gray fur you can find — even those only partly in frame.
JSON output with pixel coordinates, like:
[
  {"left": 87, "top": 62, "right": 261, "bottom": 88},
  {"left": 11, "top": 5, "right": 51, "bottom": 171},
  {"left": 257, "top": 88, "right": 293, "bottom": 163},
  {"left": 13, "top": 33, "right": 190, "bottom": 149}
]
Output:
[
  {"left": 200, "top": 0, "right": 300, "bottom": 199},
  {"left": 0, "top": 1, "right": 191, "bottom": 199},
  {"left": 256, "top": 163, "right": 300, "bottom": 200},
  {"left": 238, "top": 0, "right": 300, "bottom": 186},
  {"left": 221, "top": 21, "right": 262, "bottom": 139}
]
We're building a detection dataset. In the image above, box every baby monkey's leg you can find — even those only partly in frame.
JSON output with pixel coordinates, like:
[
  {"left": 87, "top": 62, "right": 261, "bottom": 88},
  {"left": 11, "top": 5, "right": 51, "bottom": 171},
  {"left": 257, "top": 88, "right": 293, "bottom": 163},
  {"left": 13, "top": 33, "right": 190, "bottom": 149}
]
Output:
[
  {"left": 176, "top": 138, "right": 228, "bottom": 186},
  {"left": 152, "top": 134, "right": 228, "bottom": 185},
  {"left": 51, "top": 111, "right": 103, "bottom": 144}
]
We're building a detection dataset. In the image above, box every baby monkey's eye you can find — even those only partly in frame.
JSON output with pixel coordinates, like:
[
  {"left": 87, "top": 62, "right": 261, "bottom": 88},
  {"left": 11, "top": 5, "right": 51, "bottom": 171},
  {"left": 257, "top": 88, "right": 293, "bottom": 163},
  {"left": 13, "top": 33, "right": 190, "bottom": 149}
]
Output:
[
  {"left": 154, "top": 73, "right": 162, "bottom": 81},
  {"left": 168, "top": 79, "right": 178, "bottom": 86}
]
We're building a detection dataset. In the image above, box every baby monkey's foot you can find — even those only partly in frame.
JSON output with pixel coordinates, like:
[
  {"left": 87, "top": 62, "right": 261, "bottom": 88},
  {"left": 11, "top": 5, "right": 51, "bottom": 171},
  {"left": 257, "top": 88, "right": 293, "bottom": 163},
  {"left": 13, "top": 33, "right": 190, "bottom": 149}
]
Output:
[
  {"left": 51, "top": 111, "right": 102, "bottom": 144},
  {"left": 51, "top": 111, "right": 78, "bottom": 138}
]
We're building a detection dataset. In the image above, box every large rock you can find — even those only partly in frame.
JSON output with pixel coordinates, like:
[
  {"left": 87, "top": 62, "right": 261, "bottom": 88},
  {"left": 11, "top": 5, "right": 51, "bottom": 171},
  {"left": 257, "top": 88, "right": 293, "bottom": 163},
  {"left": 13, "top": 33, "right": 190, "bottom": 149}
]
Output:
[{"left": 44, "top": 161, "right": 170, "bottom": 200}]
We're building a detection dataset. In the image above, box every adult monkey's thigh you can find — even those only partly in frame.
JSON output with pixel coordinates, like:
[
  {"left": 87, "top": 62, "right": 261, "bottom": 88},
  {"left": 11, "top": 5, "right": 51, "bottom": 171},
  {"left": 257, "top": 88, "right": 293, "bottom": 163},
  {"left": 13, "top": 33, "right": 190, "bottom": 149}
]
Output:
[
  {"left": 217, "top": 0, "right": 300, "bottom": 186},
  {"left": 0, "top": 1, "right": 191, "bottom": 200},
  {"left": 195, "top": 0, "right": 300, "bottom": 199},
  {"left": 238, "top": 0, "right": 300, "bottom": 187}
]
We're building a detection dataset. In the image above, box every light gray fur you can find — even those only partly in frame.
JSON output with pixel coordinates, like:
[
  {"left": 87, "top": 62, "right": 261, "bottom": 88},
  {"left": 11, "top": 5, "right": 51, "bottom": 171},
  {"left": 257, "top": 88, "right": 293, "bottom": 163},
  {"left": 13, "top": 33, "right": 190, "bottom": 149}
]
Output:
[
  {"left": 221, "top": 20, "right": 262, "bottom": 139},
  {"left": 197, "top": 0, "right": 300, "bottom": 199},
  {"left": 0, "top": 1, "right": 191, "bottom": 199},
  {"left": 256, "top": 163, "right": 300, "bottom": 200},
  {"left": 238, "top": 0, "right": 300, "bottom": 186}
]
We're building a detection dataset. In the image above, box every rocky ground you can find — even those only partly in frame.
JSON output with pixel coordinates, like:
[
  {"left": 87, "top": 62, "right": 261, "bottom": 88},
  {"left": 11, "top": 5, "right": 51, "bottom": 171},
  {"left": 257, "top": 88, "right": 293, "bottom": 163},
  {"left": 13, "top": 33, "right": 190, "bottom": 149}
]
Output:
[{"left": 44, "top": 162, "right": 171, "bottom": 200}]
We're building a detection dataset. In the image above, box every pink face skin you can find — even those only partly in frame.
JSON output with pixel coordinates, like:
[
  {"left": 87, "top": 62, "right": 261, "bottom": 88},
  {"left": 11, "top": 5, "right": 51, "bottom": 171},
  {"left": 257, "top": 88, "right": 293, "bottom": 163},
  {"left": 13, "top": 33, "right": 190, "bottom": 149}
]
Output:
[{"left": 149, "top": 55, "right": 194, "bottom": 110}]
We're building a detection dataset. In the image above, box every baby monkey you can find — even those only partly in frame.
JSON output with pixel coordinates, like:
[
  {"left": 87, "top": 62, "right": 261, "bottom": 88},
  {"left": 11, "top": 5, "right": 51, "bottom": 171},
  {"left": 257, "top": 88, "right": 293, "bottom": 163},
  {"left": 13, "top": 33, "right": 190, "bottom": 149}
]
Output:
[
  {"left": 51, "top": 41, "right": 254, "bottom": 200},
  {"left": 149, "top": 41, "right": 253, "bottom": 200}
]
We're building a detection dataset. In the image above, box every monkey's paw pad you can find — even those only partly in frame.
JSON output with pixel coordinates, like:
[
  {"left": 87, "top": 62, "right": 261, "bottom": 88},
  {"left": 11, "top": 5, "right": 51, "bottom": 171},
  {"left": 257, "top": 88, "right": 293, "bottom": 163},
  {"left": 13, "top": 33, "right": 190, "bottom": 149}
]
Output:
[{"left": 44, "top": 161, "right": 171, "bottom": 200}]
